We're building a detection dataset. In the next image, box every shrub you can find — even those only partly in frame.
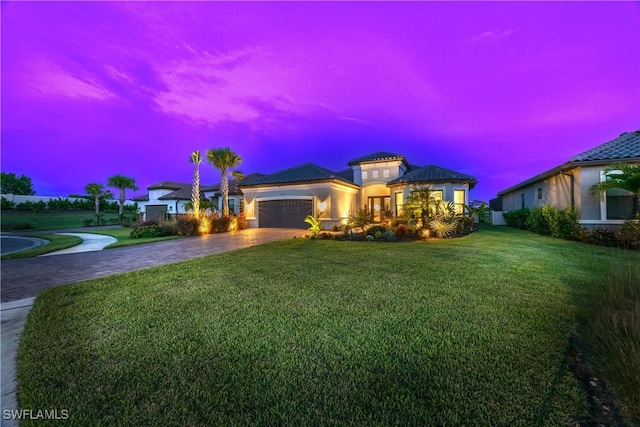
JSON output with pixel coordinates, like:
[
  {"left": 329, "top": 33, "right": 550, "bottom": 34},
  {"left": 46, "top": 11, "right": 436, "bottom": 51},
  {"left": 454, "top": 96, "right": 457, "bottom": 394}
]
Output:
[
  {"left": 588, "top": 227, "right": 619, "bottom": 247},
  {"left": 456, "top": 216, "right": 474, "bottom": 235},
  {"left": 382, "top": 229, "right": 395, "bottom": 242},
  {"left": 176, "top": 215, "right": 201, "bottom": 237},
  {"left": 503, "top": 209, "right": 530, "bottom": 229},
  {"left": 47, "top": 197, "right": 73, "bottom": 211},
  {"left": 394, "top": 224, "right": 408, "bottom": 236},
  {"left": 1, "top": 197, "right": 15, "bottom": 210},
  {"left": 526, "top": 208, "right": 551, "bottom": 235},
  {"left": 429, "top": 219, "right": 456, "bottom": 238},
  {"left": 211, "top": 215, "right": 232, "bottom": 233},
  {"left": 349, "top": 208, "right": 372, "bottom": 232},
  {"left": 616, "top": 216, "right": 640, "bottom": 250},
  {"left": 130, "top": 224, "right": 164, "bottom": 238},
  {"left": 236, "top": 212, "right": 248, "bottom": 230},
  {"left": 159, "top": 220, "right": 180, "bottom": 236},
  {"left": 16, "top": 200, "right": 46, "bottom": 211},
  {"left": 368, "top": 225, "right": 390, "bottom": 236}
]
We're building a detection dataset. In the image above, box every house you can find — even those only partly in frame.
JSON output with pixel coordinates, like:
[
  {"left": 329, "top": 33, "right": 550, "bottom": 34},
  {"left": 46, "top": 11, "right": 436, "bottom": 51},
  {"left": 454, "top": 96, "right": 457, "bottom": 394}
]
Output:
[
  {"left": 239, "top": 151, "right": 477, "bottom": 229},
  {"left": 496, "top": 130, "right": 640, "bottom": 230},
  {"left": 133, "top": 181, "right": 198, "bottom": 221},
  {"left": 133, "top": 175, "right": 265, "bottom": 221}
]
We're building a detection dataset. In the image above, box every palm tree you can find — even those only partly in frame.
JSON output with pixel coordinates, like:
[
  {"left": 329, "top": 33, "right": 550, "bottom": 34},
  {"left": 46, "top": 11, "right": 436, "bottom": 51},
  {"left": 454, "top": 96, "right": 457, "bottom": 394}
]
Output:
[
  {"left": 85, "top": 183, "right": 107, "bottom": 226},
  {"left": 590, "top": 163, "right": 640, "bottom": 216},
  {"left": 107, "top": 174, "right": 138, "bottom": 225},
  {"left": 206, "top": 147, "right": 242, "bottom": 216},
  {"left": 190, "top": 151, "right": 202, "bottom": 218},
  {"left": 402, "top": 186, "right": 438, "bottom": 227}
]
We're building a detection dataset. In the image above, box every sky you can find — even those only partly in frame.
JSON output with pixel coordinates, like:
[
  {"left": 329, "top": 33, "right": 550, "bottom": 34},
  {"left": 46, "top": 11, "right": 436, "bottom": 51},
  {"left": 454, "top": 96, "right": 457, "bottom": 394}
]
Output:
[{"left": 2, "top": 1, "right": 639, "bottom": 203}]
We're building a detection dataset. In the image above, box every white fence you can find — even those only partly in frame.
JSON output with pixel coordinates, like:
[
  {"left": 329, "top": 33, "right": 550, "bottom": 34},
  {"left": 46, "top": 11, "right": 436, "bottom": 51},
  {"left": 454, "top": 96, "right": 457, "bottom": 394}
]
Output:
[{"left": 491, "top": 211, "right": 507, "bottom": 225}]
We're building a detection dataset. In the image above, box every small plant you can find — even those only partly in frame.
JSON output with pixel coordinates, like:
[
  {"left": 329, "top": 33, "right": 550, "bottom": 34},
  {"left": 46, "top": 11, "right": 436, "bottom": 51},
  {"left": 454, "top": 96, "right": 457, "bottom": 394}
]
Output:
[
  {"left": 395, "top": 224, "right": 408, "bottom": 236},
  {"left": 236, "top": 212, "right": 248, "bottom": 230},
  {"left": 365, "top": 234, "right": 374, "bottom": 241},
  {"left": 382, "top": 229, "right": 394, "bottom": 242},
  {"left": 176, "top": 215, "right": 201, "bottom": 237},
  {"left": 616, "top": 215, "right": 640, "bottom": 249},
  {"left": 589, "top": 227, "right": 619, "bottom": 247},
  {"left": 349, "top": 208, "right": 371, "bottom": 232},
  {"left": 374, "top": 230, "right": 383, "bottom": 240},
  {"left": 304, "top": 215, "right": 322, "bottom": 238},
  {"left": 130, "top": 224, "right": 165, "bottom": 238}
]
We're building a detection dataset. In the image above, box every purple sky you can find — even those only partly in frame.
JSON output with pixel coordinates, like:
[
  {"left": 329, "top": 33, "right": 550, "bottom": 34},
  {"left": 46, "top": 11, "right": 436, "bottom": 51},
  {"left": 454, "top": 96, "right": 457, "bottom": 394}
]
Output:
[{"left": 2, "top": 1, "right": 639, "bottom": 202}]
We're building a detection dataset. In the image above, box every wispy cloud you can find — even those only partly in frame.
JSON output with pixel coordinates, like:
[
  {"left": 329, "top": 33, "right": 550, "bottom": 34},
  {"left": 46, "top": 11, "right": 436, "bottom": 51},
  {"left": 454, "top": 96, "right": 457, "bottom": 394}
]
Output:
[
  {"left": 23, "top": 56, "right": 116, "bottom": 101},
  {"left": 460, "top": 28, "right": 517, "bottom": 45}
]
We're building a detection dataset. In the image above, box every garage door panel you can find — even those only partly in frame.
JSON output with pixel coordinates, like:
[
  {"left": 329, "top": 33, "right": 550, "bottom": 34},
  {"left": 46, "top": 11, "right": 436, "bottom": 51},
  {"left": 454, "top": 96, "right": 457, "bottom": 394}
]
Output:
[
  {"left": 259, "top": 200, "right": 312, "bottom": 229},
  {"left": 146, "top": 205, "right": 167, "bottom": 222}
]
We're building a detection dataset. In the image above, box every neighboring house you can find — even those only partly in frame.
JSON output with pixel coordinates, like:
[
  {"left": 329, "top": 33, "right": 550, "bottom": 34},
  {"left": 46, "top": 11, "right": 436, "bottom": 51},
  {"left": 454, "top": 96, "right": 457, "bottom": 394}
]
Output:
[
  {"left": 133, "top": 174, "right": 266, "bottom": 221},
  {"left": 239, "top": 151, "right": 477, "bottom": 229},
  {"left": 133, "top": 181, "right": 199, "bottom": 221},
  {"left": 496, "top": 130, "right": 640, "bottom": 230},
  {"left": 201, "top": 173, "right": 264, "bottom": 214}
]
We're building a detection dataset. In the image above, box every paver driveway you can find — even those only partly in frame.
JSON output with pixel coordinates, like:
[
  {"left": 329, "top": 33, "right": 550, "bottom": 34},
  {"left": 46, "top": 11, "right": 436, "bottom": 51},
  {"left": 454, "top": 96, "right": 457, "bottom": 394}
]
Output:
[{"left": 1, "top": 228, "right": 302, "bottom": 302}]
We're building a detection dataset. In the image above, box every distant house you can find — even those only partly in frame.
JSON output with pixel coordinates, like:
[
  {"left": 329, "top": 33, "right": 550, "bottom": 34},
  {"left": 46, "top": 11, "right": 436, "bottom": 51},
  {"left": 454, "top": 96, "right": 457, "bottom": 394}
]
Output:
[
  {"left": 133, "top": 174, "right": 264, "bottom": 221},
  {"left": 496, "top": 130, "right": 640, "bottom": 230},
  {"left": 239, "top": 151, "right": 477, "bottom": 229}
]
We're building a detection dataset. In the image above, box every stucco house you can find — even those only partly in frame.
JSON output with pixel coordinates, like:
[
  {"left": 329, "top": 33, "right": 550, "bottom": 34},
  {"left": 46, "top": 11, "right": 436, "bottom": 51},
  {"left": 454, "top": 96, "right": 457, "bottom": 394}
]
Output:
[
  {"left": 496, "top": 130, "right": 640, "bottom": 230},
  {"left": 239, "top": 151, "right": 477, "bottom": 229}
]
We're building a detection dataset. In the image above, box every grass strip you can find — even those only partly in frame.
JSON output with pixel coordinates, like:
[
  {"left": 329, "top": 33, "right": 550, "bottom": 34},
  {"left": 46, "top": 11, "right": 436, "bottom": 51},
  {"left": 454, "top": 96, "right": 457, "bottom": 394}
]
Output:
[
  {"left": 1, "top": 234, "right": 82, "bottom": 259},
  {"left": 85, "top": 227, "right": 183, "bottom": 248}
]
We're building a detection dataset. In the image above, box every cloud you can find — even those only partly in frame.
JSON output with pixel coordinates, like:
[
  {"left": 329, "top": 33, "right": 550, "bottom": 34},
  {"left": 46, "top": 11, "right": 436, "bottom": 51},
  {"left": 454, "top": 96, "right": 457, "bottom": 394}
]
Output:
[
  {"left": 460, "top": 29, "right": 517, "bottom": 45},
  {"left": 23, "top": 56, "right": 116, "bottom": 101}
]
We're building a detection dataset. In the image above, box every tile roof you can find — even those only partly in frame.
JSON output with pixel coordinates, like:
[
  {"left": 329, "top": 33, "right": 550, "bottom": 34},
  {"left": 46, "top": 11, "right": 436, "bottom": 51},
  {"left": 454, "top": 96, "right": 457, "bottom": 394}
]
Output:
[
  {"left": 201, "top": 173, "right": 265, "bottom": 195},
  {"left": 131, "top": 194, "right": 149, "bottom": 201},
  {"left": 387, "top": 164, "right": 477, "bottom": 187},
  {"left": 147, "top": 181, "right": 188, "bottom": 190},
  {"left": 335, "top": 168, "right": 355, "bottom": 182},
  {"left": 570, "top": 130, "right": 640, "bottom": 162},
  {"left": 498, "top": 130, "right": 640, "bottom": 195},
  {"left": 347, "top": 151, "right": 405, "bottom": 165},
  {"left": 239, "top": 163, "right": 357, "bottom": 187}
]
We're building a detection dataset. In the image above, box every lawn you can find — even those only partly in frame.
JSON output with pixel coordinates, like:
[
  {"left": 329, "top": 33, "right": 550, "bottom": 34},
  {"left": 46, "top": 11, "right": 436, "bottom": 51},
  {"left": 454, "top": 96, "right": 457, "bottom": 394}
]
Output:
[
  {"left": 1, "top": 211, "right": 120, "bottom": 231},
  {"left": 18, "top": 226, "right": 640, "bottom": 425},
  {"left": 85, "top": 227, "right": 183, "bottom": 248},
  {"left": 1, "top": 234, "right": 83, "bottom": 260}
]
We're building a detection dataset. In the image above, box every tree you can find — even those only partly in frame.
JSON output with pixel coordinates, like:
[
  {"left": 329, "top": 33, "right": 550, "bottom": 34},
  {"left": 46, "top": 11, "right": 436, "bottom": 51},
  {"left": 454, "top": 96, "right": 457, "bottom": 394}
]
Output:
[
  {"left": 590, "top": 162, "right": 640, "bottom": 216},
  {"left": 190, "top": 151, "right": 202, "bottom": 218},
  {"left": 1, "top": 172, "right": 35, "bottom": 195},
  {"left": 402, "top": 186, "right": 438, "bottom": 227},
  {"left": 107, "top": 174, "right": 139, "bottom": 225},
  {"left": 85, "top": 183, "right": 110, "bottom": 226},
  {"left": 206, "top": 147, "right": 243, "bottom": 216}
]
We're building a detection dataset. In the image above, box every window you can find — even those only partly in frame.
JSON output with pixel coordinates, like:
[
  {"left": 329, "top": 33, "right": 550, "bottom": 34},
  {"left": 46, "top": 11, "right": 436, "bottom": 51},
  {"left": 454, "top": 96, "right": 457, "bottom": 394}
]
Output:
[
  {"left": 372, "top": 170, "right": 379, "bottom": 179},
  {"left": 521, "top": 193, "right": 525, "bottom": 209},
  {"left": 537, "top": 188, "right": 542, "bottom": 200},
  {"left": 606, "top": 188, "right": 637, "bottom": 219},
  {"left": 228, "top": 199, "right": 235, "bottom": 214},
  {"left": 395, "top": 192, "right": 403, "bottom": 217},
  {"left": 432, "top": 190, "right": 443, "bottom": 201},
  {"left": 454, "top": 190, "right": 465, "bottom": 214},
  {"left": 383, "top": 169, "right": 390, "bottom": 178},
  {"left": 362, "top": 171, "right": 368, "bottom": 180}
]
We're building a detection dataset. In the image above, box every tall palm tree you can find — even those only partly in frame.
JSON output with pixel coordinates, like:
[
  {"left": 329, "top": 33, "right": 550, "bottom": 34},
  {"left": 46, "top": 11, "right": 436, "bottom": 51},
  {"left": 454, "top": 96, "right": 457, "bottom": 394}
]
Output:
[
  {"left": 590, "top": 162, "right": 640, "bottom": 216},
  {"left": 206, "top": 147, "right": 242, "bottom": 216},
  {"left": 107, "top": 174, "right": 139, "bottom": 224},
  {"left": 190, "top": 150, "right": 202, "bottom": 218},
  {"left": 85, "top": 183, "right": 106, "bottom": 226}
]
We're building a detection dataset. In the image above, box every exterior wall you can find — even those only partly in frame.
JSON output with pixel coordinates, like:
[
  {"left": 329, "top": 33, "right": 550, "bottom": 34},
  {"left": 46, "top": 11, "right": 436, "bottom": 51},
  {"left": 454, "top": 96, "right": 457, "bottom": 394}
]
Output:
[
  {"left": 388, "top": 183, "right": 471, "bottom": 217},
  {"left": 241, "top": 182, "right": 358, "bottom": 229},
  {"left": 148, "top": 189, "right": 174, "bottom": 200},
  {"left": 202, "top": 192, "right": 243, "bottom": 214},
  {"left": 138, "top": 199, "right": 189, "bottom": 220},
  {"left": 355, "top": 160, "right": 406, "bottom": 187},
  {"left": 579, "top": 166, "right": 606, "bottom": 222},
  {"left": 500, "top": 169, "right": 578, "bottom": 212}
]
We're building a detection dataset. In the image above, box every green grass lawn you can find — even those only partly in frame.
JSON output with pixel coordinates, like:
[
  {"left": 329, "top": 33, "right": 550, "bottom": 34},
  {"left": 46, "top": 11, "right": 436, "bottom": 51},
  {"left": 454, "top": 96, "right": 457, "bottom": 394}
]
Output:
[
  {"left": 1, "top": 211, "right": 120, "bottom": 231},
  {"left": 1, "top": 234, "right": 83, "bottom": 260},
  {"left": 19, "top": 227, "right": 640, "bottom": 425},
  {"left": 86, "top": 227, "right": 183, "bottom": 248}
]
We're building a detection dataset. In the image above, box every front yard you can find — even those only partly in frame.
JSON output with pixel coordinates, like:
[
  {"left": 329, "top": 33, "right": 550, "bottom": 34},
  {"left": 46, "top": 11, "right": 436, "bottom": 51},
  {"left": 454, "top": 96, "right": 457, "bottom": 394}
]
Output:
[{"left": 18, "top": 226, "right": 639, "bottom": 425}]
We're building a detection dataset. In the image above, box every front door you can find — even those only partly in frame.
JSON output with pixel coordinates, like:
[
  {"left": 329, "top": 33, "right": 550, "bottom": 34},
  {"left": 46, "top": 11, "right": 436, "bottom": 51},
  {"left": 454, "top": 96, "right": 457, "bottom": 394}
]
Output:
[{"left": 368, "top": 196, "right": 390, "bottom": 222}]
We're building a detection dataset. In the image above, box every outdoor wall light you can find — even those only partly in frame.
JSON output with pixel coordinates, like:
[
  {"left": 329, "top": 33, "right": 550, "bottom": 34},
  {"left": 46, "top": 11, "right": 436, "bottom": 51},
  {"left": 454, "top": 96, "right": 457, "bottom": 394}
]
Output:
[{"left": 318, "top": 201, "right": 327, "bottom": 211}]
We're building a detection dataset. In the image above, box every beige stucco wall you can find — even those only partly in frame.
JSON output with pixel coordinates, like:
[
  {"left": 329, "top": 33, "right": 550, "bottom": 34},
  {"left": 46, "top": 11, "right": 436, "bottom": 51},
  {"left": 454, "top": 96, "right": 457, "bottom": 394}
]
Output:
[
  {"left": 241, "top": 182, "right": 358, "bottom": 229},
  {"left": 388, "top": 183, "right": 471, "bottom": 216}
]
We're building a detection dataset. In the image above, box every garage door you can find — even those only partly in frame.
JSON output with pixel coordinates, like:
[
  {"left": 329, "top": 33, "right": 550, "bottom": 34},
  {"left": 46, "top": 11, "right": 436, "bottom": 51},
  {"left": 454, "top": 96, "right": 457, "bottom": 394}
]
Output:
[
  {"left": 259, "top": 199, "right": 312, "bottom": 229},
  {"left": 146, "top": 205, "right": 167, "bottom": 222}
]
